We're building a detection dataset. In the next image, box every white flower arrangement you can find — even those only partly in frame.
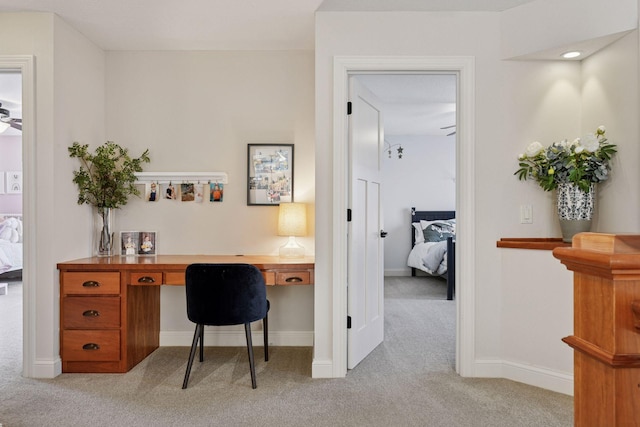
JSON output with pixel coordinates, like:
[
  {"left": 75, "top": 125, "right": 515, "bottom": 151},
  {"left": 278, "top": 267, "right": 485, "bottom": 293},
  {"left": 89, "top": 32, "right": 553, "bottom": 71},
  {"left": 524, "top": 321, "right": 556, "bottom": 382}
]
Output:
[{"left": 515, "top": 126, "right": 616, "bottom": 192}]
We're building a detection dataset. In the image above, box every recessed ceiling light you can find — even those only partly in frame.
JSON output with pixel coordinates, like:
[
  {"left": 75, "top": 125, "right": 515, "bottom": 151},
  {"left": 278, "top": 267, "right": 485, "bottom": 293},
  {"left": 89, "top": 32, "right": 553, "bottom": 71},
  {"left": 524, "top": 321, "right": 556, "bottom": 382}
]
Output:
[{"left": 562, "top": 51, "right": 582, "bottom": 59}]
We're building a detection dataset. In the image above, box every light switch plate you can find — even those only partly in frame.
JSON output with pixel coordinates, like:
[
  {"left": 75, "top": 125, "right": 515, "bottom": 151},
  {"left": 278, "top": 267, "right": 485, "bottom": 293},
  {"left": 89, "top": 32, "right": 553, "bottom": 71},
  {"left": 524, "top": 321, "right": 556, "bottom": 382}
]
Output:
[{"left": 520, "top": 205, "right": 533, "bottom": 224}]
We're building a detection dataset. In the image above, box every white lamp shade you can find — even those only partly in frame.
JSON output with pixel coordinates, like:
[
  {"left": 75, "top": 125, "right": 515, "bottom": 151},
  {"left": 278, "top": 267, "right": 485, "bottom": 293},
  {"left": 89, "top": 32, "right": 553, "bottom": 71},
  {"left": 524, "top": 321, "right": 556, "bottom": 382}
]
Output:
[{"left": 278, "top": 202, "right": 307, "bottom": 237}]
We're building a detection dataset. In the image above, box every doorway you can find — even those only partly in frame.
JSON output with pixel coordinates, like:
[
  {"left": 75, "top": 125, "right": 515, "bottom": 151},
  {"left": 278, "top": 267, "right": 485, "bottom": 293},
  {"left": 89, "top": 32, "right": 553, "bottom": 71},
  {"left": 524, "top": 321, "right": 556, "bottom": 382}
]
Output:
[
  {"left": 0, "top": 55, "right": 35, "bottom": 377},
  {"left": 0, "top": 69, "right": 23, "bottom": 373},
  {"left": 330, "top": 56, "right": 476, "bottom": 377},
  {"left": 347, "top": 72, "right": 457, "bottom": 369}
]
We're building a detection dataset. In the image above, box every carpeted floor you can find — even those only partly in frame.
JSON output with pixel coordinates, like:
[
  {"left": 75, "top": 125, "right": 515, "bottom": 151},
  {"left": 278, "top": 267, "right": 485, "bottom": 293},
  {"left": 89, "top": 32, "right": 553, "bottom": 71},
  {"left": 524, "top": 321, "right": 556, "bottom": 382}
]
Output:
[{"left": 0, "top": 277, "right": 573, "bottom": 426}]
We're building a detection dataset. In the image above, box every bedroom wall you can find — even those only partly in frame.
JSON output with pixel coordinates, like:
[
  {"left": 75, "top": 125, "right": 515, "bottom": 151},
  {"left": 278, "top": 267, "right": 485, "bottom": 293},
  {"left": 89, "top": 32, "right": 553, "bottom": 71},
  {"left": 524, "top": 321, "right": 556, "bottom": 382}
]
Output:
[
  {"left": 104, "top": 50, "right": 316, "bottom": 343},
  {"left": 315, "top": 0, "right": 638, "bottom": 393},
  {"left": 0, "top": 135, "right": 22, "bottom": 214},
  {"left": 381, "top": 136, "right": 455, "bottom": 276}
]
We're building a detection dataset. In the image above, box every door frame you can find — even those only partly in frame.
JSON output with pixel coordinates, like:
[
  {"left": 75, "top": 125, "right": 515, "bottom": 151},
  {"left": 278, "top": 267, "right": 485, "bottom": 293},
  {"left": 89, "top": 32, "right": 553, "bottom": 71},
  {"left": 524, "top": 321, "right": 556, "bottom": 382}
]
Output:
[
  {"left": 0, "top": 55, "right": 36, "bottom": 377},
  {"left": 332, "top": 56, "right": 476, "bottom": 376}
]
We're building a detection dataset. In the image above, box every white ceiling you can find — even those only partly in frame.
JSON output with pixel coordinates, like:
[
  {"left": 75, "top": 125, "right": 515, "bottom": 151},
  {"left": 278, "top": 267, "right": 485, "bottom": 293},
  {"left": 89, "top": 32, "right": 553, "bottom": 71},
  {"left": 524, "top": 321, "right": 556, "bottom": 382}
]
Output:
[
  {"left": 355, "top": 74, "right": 457, "bottom": 139},
  {"left": 0, "top": 0, "right": 533, "bottom": 139},
  {"left": 0, "top": 0, "right": 536, "bottom": 51}
]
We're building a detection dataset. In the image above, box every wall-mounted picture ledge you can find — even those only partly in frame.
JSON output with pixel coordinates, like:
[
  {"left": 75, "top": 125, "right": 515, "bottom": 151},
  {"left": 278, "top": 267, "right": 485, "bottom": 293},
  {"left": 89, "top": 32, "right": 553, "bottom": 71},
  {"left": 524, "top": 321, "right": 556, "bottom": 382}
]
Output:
[{"left": 135, "top": 172, "right": 228, "bottom": 184}]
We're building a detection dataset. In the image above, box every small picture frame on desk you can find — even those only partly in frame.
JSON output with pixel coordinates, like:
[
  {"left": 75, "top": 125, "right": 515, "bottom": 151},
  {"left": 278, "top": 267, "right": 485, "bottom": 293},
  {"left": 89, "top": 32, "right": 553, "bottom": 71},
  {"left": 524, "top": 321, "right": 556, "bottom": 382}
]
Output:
[
  {"left": 247, "top": 143, "right": 294, "bottom": 206},
  {"left": 138, "top": 231, "right": 156, "bottom": 255},
  {"left": 120, "top": 231, "right": 157, "bottom": 256}
]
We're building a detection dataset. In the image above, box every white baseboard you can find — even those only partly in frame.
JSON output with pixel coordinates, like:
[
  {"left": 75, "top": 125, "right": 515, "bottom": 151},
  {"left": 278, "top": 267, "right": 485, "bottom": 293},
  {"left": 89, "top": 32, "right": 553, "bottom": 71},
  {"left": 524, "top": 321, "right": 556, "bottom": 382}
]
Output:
[
  {"left": 160, "top": 330, "right": 313, "bottom": 347},
  {"left": 311, "top": 358, "right": 335, "bottom": 378},
  {"left": 474, "top": 359, "right": 573, "bottom": 396},
  {"left": 29, "top": 357, "right": 61, "bottom": 378}
]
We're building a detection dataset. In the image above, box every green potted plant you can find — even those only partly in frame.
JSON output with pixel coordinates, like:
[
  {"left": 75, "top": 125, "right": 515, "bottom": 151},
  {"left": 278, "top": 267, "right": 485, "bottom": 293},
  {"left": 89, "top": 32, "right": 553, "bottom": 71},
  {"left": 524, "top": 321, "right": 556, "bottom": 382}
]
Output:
[
  {"left": 69, "top": 141, "right": 150, "bottom": 256},
  {"left": 514, "top": 126, "right": 617, "bottom": 242}
]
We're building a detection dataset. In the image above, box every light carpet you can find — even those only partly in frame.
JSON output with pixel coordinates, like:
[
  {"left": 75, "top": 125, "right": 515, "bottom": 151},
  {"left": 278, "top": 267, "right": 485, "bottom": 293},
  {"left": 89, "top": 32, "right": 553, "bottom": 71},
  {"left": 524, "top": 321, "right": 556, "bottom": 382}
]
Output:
[{"left": 0, "top": 277, "right": 573, "bottom": 426}]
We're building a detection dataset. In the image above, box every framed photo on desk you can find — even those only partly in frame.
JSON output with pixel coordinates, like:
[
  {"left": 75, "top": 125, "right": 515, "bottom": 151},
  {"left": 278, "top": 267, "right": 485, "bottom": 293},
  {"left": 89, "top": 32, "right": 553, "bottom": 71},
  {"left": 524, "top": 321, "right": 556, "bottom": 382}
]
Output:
[
  {"left": 120, "top": 231, "right": 157, "bottom": 256},
  {"left": 247, "top": 143, "right": 294, "bottom": 206}
]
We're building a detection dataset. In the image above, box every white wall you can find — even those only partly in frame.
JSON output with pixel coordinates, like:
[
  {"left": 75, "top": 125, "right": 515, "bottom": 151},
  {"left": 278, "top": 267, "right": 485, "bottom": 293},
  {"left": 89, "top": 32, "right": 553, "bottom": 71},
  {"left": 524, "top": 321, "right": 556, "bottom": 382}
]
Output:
[
  {"left": 0, "top": 13, "right": 106, "bottom": 377},
  {"left": 2, "top": 13, "right": 317, "bottom": 377},
  {"left": 582, "top": 31, "right": 640, "bottom": 233},
  {"left": 105, "top": 50, "right": 316, "bottom": 342},
  {"left": 315, "top": 1, "right": 638, "bottom": 394},
  {"left": 497, "top": 31, "right": 639, "bottom": 392},
  {"left": 381, "top": 136, "right": 455, "bottom": 275}
]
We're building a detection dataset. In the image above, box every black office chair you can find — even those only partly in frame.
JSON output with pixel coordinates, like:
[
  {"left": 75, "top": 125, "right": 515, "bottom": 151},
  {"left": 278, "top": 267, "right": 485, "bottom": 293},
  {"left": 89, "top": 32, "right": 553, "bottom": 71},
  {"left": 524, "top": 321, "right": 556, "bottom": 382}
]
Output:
[{"left": 182, "top": 263, "right": 269, "bottom": 389}]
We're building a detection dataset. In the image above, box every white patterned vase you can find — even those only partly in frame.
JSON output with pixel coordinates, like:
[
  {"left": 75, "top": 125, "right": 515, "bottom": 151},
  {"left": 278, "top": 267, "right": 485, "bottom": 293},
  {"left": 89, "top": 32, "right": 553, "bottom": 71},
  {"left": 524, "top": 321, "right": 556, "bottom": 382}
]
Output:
[{"left": 556, "top": 182, "right": 595, "bottom": 243}]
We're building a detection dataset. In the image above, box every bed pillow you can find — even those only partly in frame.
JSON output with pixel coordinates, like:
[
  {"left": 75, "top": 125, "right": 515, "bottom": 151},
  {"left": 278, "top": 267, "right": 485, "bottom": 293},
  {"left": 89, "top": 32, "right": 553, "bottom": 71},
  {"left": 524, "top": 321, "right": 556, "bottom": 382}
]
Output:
[
  {"left": 422, "top": 221, "right": 455, "bottom": 242},
  {"left": 0, "top": 224, "right": 10, "bottom": 241},
  {"left": 412, "top": 222, "right": 424, "bottom": 244}
]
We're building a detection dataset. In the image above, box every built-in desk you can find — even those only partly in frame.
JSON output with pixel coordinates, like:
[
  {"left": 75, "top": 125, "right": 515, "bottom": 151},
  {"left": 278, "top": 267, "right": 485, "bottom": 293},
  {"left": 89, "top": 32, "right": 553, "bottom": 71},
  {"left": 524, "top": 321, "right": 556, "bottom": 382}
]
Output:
[{"left": 57, "top": 255, "right": 314, "bottom": 373}]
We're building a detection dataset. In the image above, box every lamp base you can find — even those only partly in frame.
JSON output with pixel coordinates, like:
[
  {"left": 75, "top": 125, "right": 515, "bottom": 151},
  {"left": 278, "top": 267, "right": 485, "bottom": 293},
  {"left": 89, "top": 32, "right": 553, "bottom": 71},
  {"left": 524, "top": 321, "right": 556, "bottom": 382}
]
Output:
[{"left": 279, "top": 236, "right": 305, "bottom": 259}]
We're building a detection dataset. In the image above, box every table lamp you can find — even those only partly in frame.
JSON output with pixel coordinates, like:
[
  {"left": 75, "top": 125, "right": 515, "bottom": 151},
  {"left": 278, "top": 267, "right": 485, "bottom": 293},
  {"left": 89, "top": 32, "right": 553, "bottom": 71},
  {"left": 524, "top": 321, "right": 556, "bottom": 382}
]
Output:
[{"left": 278, "top": 202, "right": 307, "bottom": 258}]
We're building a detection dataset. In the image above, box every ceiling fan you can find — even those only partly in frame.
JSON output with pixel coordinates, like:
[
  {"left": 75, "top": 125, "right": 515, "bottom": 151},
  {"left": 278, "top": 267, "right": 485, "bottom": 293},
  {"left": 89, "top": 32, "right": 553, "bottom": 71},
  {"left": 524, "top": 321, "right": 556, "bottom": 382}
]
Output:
[
  {"left": 441, "top": 124, "right": 456, "bottom": 136},
  {"left": 0, "top": 102, "right": 22, "bottom": 132}
]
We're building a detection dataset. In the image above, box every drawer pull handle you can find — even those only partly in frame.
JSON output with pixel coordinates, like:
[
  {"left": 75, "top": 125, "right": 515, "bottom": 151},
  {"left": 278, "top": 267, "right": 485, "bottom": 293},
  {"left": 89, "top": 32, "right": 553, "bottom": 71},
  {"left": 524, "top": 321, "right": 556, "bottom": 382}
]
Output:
[
  {"left": 285, "top": 276, "right": 303, "bottom": 283},
  {"left": 82, "top": 310, "right": 100, "bottom": 317},
  {"left": 82, "top": 280, "right": 100, "bottom": 287},
  {"left": 138, "top": 276, "right": 156, "bottom": 283},
  {"left": 82, "top": 343, "right": 100, "bottom": 351}
]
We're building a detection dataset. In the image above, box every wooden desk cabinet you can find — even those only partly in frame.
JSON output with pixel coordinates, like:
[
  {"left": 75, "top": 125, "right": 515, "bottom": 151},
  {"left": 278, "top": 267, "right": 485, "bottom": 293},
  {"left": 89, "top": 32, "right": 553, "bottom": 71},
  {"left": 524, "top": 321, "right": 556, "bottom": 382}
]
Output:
[{"left": 58, "top": 255, "right": 314, "bottom": 373}]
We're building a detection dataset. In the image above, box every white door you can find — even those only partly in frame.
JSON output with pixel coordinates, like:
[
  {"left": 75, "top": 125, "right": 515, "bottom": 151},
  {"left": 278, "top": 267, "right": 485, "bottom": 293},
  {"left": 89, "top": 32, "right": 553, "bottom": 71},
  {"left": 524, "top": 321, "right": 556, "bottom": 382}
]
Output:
[{"left": 347, "top": 76, "right": 385, "bottom": 369}]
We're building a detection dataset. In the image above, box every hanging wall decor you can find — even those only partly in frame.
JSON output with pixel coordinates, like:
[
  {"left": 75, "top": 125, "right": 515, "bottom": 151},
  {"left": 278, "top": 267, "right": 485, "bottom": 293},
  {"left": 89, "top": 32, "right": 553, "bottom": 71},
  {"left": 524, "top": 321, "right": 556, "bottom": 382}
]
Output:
[
  {"left": 6, "top": 171, "right": 22, "bottom": 194},
  {"left": 247, "top": 143, "right": 294, "bottom": 206},
  {"left": 210, "top": 182, "right": 224, "bottom": 202}
]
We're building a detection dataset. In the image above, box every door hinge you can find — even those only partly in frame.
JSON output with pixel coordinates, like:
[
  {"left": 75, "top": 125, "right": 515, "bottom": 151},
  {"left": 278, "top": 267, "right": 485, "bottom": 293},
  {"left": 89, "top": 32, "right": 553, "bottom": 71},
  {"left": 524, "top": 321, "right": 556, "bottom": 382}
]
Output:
[
  {"left": 347, "top": 316, "right": 352, "bottom": 329},
  {"left": 347, "top": 209, "right": 352, "bottom": 222},
  {"left": 347, "top": 101, "right": 352, "bottom": 115}
]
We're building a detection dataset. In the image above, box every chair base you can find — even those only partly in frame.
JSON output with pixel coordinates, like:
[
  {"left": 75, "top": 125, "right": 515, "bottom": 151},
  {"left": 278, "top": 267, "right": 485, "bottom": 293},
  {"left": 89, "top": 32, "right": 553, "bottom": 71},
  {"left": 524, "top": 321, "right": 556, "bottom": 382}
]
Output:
[{"left": 182, "top": 312, "right": 269, "bottom": 390}]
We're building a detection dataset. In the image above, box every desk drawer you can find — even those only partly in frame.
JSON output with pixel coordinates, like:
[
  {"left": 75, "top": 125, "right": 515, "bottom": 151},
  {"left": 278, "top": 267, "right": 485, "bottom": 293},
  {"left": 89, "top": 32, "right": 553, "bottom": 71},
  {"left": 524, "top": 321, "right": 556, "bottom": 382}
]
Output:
[
  {"left": 129, "top": 272, "right": 163, "bottom": 285},
  {"left": 275, "top": 271, "right": 311, "bottom": 285},
  {"left": 165, "top": 271, "right": 185, "bottom": 285},
  {"left": 62, "top": 330, "right": 120, "bottom": 361},
  {"left": 63, "top": 297, "right": 120, "bottom": 329},
  {"left": 61, "top": 272, "right": 120, "bottom": 295}
]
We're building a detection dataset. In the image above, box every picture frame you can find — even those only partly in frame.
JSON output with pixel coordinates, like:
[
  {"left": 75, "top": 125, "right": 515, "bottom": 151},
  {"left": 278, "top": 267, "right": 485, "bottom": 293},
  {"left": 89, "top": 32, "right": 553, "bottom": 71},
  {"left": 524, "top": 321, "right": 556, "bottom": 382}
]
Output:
[
  {"left": 120, "top": 231, "right": 157, "bottom": 256},
  {"left": 247, "top": 143, "right": 294, "bottom": 206}
]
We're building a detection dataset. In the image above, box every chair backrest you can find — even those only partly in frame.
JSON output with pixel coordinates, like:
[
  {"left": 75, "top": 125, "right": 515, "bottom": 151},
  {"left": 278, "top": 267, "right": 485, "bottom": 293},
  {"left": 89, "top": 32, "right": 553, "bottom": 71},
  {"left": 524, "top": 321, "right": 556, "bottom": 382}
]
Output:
[{"left": 185, "top": 263, "right": 267, "bottom": 326}]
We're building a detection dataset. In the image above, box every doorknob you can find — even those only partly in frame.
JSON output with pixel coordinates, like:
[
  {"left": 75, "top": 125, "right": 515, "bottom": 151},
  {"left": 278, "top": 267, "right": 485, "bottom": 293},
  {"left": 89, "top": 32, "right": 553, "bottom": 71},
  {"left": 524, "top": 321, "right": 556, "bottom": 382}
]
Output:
[{"left": 380, "top": 230, "right": 388, "bottom": 238}]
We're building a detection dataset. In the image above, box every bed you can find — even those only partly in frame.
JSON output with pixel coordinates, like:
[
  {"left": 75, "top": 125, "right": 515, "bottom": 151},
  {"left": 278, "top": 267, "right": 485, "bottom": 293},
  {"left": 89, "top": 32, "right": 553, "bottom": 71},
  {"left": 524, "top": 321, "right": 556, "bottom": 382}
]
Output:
[
  {"left": 0, "top": 214, "right": 23, "bottom": 281},
  {"left": 407, "top": 208, "right": 455, "bottom": 300}
]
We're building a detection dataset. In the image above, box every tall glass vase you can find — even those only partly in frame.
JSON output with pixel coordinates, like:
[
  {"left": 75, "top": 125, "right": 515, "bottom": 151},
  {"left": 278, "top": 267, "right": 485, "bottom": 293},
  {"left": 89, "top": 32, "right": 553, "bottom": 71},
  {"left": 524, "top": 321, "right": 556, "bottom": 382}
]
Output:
[
  {"left": 94, "top": 206, "right": 115, "bottom": 257},
  {"left": 556, "top": 182, "right": 595, "bottom": 243}
]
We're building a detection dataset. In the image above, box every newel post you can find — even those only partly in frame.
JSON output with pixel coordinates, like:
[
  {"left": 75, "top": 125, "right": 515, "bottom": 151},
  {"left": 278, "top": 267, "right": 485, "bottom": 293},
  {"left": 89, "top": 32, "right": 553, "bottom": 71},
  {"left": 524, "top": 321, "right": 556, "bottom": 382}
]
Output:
[{"left": 553, "top": 233, "right": 640, "bottom": 426}]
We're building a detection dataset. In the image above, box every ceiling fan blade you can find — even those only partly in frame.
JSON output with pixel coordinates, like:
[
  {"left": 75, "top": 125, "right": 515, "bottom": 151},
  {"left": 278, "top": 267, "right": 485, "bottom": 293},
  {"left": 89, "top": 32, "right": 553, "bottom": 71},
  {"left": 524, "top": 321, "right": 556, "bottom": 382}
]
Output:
[
  {"left": 447, "top": 131, "right": 456, "bottom": 136},
  {"left": 10, "top": 120, "right": 22, "bottom": 131},
  {"left": 440, "top": 125, "right": 456, "bottom": 129}
]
